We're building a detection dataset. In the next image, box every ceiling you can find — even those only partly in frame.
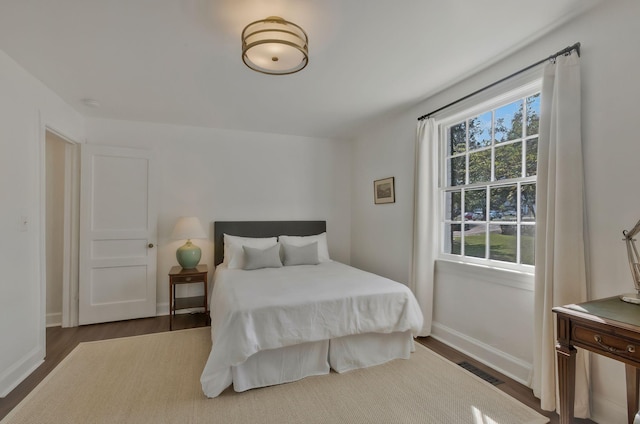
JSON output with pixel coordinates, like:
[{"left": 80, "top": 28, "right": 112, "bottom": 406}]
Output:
[{"left": 0, "top": 0, "right": 600, "bottom": 139}]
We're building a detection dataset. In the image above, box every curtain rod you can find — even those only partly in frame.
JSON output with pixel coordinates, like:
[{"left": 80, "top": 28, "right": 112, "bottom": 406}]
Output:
[{"left": 417, "top": 42, "right": 581, "bottom": 121}]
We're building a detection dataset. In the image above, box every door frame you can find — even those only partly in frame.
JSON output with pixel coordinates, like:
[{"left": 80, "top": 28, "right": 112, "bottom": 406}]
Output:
[{"left": 40, "top": 124, "right": 80, "bottom": 329}]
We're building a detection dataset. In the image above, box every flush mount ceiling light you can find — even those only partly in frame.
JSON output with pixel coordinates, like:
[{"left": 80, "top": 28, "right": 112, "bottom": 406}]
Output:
[{"left": 241, "top": 16, "right": 309, "bottom": 75}]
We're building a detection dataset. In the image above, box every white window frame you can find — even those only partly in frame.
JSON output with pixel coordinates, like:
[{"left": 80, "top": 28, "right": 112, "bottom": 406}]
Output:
[{"left": 435, "top": 79, "right": 542, "bottom": 275}]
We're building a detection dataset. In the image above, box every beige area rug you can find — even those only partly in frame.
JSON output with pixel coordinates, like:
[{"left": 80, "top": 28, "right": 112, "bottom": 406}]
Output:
[{"left": 2, "top": 328, "right": 548, "bottom": 424}]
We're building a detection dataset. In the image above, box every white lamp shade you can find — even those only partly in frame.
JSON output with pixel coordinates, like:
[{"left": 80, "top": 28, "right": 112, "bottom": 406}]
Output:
[{"left": 171, "top": 217, "right": 207, "bottom": 240}]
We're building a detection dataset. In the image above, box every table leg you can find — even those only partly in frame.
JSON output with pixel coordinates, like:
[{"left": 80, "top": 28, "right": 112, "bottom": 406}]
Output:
[
  {"left": 169, "top": 281, "right": 174, "bottom": 331},
  {"left": 204, "top": 273, "right": 209, "bottom": 325},
  {"left": 556, "top": 343, "right": 577, "bottom": 424},
  {"left": 626, "top": 364, "right": 640, "bottom": 424}
]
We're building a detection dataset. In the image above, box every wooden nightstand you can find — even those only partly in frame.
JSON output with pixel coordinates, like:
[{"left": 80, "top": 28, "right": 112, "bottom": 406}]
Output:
[{"left": 168, "top": 264, "right": 208, "bottom": 330}]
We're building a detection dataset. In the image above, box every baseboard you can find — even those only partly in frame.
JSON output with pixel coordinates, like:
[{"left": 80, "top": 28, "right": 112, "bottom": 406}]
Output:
[
  {"left": 431, "top": 321, "right": 532, "bottom": 385},
  {"left": 46, "top": 312, "right": 62, "bottom": 327},
  {"left": 0, "top": 346, "right": 44, "bottom": 398}
]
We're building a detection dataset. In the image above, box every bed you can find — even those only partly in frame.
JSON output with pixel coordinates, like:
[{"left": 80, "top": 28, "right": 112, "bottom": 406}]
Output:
[{"left": 200, "top": 221, "right": 424, "bottom": 398}]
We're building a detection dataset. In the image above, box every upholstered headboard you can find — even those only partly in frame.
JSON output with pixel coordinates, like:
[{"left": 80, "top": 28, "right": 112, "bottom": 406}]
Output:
[{"left": 213, "top": 221, "right": 327, "bottom": 266}]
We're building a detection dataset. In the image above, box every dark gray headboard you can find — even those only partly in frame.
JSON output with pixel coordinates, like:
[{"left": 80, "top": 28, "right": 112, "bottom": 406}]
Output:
[{"left": 214, "top": 221, "right": 327, "bottom": 266}]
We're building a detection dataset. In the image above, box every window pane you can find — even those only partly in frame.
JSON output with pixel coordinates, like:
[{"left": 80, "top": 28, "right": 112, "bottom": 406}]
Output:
[
  {"left": 468, "top": 112, "right": 491, "bottom": 150},
  {"left": 439, "top": 90, "right": 539, "bottom": 269},
  {"left": 449, "top": 122, "right": 466, "bottom": 155},
  {"left": 464, "top": 224, "right": 486, "bottom": 258},
  {"left": 521, "top": 183, "right": 536, "bottom": 222},
  {"left": 444, "top": 223, "right": 461, "bottom": 255},
  {"left": 445, "top": 191, "right": 461, "bottom": 221},
  {"left": 494, "top": 142, "right": 522, "bottom": 180},
  {"left": 526, "top": 94, "right": 540, "bottom": 136},
  {"left": 468, "top": 150, "right": 491, "bottom": 184},
  {"left": 465, "top": 188, "right": 486, "bottom": 221},
  {"left": 489, "top": 225, "right": 517, "bottom": 263},
  {"left": 526, "top": 138, "right": 538, "bottom": 177},
  {"left": 521, "top": 225, "right": 535, "bottom": 265},
  {"left": 448, "top": 156, "right": 465, "bottom": 187},
  {"left": 490, "top": 185, "right": 517, "bottom": 221},
  {"left": 494, "top": 100, "right": 523, "bottom": 143}
]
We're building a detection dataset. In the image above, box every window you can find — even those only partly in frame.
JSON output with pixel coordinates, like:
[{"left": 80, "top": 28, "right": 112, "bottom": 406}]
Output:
[{"left": 439, "top": 86, "right": 540, "bottom": 270}]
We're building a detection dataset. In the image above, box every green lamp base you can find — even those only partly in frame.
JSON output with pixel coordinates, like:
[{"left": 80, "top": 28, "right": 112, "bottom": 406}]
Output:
[{"left": 176, "top": 240, "right": 202, "bottom": 269}]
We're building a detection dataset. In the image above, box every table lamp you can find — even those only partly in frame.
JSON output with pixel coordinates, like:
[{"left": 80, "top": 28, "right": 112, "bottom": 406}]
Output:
[
  {"left": 622, "top": 218, "right": 640, "bottom": 304},
  {"left": 171, "top": 216, "right": 207, "bottom": 269}
]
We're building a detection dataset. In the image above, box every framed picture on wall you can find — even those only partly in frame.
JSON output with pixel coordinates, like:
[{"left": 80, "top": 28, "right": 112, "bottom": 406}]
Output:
[{"left": 374, "top": 177, "right": 395, "bottom": 204}]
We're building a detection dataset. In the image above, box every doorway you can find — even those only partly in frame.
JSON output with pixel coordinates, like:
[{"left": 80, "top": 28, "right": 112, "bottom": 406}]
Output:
[{"left": 44, "top": 129, "right": 79, "bottom": 328}]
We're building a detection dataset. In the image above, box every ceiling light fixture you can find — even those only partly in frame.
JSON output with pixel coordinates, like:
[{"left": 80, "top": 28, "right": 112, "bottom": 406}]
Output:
[{"left": 241, "top": 16, "right": 309, "bottom": 75}]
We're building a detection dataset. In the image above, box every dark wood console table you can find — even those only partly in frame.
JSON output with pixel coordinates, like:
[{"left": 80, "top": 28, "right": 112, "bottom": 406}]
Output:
[{"left": 553, "top": 296, "right": 640, "bottom": 424}]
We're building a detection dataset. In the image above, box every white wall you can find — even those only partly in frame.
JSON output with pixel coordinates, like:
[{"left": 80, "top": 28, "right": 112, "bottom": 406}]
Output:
[
  {"left": 350, "top": 1, "right": 640, "bottom": 422},
  {"left": 0, "top": 50, "right": 85, "bottom": 396},
  {"left": 85, "top": 118, "right": 352, "bottom": 312}
]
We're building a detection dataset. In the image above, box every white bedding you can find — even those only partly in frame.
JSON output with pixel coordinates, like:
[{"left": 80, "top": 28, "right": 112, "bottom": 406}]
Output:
[{"left": 200, "top": 261, "right": 424, "bottom": 398}]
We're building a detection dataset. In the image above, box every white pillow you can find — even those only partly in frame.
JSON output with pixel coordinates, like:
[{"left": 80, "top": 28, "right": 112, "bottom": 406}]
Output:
[
  {"left": 282, "top": 242, "right": 319, "bottom": 266},
  {"left": 243, "top": 244, "right": 283, "bottom": 270},
  {"left": 278, "top": 232, "right": 331, "bottom": 263},
  {"left": 223, "top": 234, "right": 278, "bottom": 269}
]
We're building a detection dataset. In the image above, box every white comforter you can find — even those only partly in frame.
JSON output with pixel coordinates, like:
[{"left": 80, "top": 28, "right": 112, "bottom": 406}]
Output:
[{"left": 200, "top": 261, "right": 424, "bottom": 398}]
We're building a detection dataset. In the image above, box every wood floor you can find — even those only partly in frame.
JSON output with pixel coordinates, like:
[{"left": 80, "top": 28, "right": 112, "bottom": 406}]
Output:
[
  {"left": 1, "top": 315, "right": 594, "bottom": 423},
  {"left": 415, "top": 337, "right": 594, "bottom": 424}
]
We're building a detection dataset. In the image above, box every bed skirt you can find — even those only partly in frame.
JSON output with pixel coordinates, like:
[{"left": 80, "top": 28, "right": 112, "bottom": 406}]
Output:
[{"left": 230, "top": 331, "right": 414, "bottom": 393}]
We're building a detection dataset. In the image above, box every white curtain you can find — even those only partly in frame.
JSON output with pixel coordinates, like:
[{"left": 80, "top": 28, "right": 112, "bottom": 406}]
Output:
[
  {"left": 410, "top": 118, "right": 438, "bottom": 337},
  {"left": 532, "top": 53, "right": 590, "bottom": 417}
]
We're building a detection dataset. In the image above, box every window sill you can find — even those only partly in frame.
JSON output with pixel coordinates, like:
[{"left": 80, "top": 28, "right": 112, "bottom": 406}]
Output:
[{"left": 435, "top": 258, "right": 534, "bottom": 291}]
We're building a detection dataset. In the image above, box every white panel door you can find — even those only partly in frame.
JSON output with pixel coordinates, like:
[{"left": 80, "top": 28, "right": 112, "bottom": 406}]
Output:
[{"left": 79, "top": 144, "right": 157, "bottom": 325}]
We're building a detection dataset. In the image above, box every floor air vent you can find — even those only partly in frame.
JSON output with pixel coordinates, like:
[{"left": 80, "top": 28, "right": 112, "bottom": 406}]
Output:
[{"left": 457, "top": 361, "right": 504, "bottom": 385}]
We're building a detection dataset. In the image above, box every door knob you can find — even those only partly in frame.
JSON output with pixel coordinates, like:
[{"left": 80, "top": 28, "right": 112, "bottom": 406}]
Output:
[{"left": 148, "top": 243, "right": 154, "bottom": 248}]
